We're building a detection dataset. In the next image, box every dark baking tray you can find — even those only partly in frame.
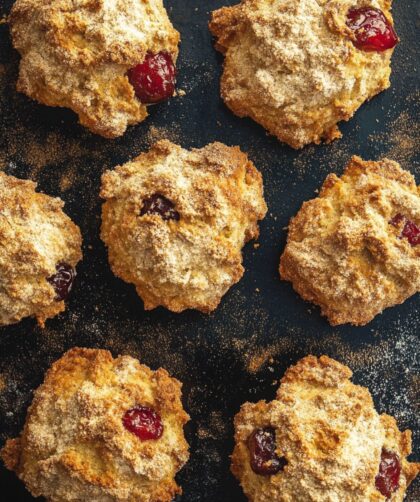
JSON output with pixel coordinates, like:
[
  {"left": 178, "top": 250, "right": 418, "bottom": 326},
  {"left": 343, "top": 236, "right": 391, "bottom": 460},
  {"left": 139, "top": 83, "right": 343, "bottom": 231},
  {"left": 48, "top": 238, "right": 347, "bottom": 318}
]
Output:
[{"left": 0, "top": 1, "right": 418, "bottom": 500}]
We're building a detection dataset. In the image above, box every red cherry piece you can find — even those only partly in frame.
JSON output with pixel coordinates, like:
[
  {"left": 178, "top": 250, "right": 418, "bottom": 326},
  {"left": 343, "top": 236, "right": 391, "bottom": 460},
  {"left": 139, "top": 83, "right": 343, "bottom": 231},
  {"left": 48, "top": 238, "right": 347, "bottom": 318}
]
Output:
[
  {"left": 127, "top": 51, "right": 176, "bottom": 103},
  {"left": 401, "top": 219, "right": 420, "bottom": 246},
  {"left": 123, "top": 406, "right": 163, "bottom": 440},
  {"left": 247, "top": 427, "right": 286, "bottom": 476},
  {"left": 346, "top": 7, "right": 398, "bottom": 52},
  {"left": 140, "top": 194, "right": 180, "bottom": 221},
  {"left": 47, "top": 262, "right": 76, "bottom": 301},
  {"left": 389, "top": 213, "right": 405, "bottom": 227},
  {"left": 390, "top": 213, "right": 420, "bottom": 246},
  {"left": 375, "top": 449, "right": 401, "bottom": 498}
]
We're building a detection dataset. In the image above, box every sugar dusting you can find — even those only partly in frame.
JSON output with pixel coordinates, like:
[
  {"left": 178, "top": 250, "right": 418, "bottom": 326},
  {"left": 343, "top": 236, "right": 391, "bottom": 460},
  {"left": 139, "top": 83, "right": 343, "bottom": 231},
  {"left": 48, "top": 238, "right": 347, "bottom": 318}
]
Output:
[
  {"left": 370, "top": 110, "right": 420, "bottom": 173},
  {"left": 234, "top": 320, "right": 419, "bottom": 436},
  {"left": 0, "top": 59, "right": 185, "bottom": 192}
]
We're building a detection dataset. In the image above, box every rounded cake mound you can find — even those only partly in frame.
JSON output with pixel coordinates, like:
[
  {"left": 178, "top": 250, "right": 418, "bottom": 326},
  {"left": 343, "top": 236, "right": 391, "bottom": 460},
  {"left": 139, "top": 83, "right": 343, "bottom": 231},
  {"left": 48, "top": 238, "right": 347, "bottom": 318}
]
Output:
[
  {"left": 100, "top": 140, "right": 267, "bottom": 313},
  {"left": 9, "top": 0, "right": 180, "bottom": 138},
  {"left": 280, "top": 156, "right": 419, "bottom": 326},
  {"left": 209, "top": 0, "right": 398, "bottom": 149},
  {"left": 1, "top": 347, "right": 190, "bottom": 502},
  {"left": 0, "top": 172, "right": 82, "bottom": 327},
  {"left": 232, "top": 355, "right": 420, "bottom": 502}
]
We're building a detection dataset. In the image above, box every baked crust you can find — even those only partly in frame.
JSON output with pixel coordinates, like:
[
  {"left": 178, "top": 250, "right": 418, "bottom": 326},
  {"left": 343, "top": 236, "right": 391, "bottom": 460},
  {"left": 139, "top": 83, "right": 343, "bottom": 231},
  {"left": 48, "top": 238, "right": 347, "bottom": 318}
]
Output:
[
  {"left": 209, "top": 0, "right": 396, "bottom": 149},
  {"left": 0, "top": 172, "right": 82, "bottom": 327},
  {"left": 9, "top": 0, "right": 180, "bottom": 138},
  {"left": 100, "top": 140, "right": 267, "bottom": 313},
  {"left": 280, "top": 156, "right": 420, "bottom": 325},
  {"left": 231, "top": 355, "right": 420, "bottom": 501},
  {"left": 0, "top": 347, "right": 190, "bottom": 502}
]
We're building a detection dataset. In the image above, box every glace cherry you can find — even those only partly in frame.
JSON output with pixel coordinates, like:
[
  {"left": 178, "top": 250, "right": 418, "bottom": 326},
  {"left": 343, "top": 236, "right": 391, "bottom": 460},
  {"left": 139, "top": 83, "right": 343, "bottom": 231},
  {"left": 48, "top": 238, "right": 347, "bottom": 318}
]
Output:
[
  {"left": 140, "top": 194, "right": 180, "bottom": 221},
  {"left": 375, "top": 449, "right": 401, "bottom": 498},
  {"left": 123, "top": 406, "right": 163, "bottom": 440},
  {"left": 346, "top": 7, "right": 398, "bottom": 51},
  {"left": 247, "top": 427, "right": 286, "bottom": 476},
  {"left": 47, "top": 263, "right": 76, "bottom": 301},
  {"left": 389, "top": 213, "right": 420, "bottom": 246},
  {"left": 127, "top": 51, "right": 176, "bottom": 103}
]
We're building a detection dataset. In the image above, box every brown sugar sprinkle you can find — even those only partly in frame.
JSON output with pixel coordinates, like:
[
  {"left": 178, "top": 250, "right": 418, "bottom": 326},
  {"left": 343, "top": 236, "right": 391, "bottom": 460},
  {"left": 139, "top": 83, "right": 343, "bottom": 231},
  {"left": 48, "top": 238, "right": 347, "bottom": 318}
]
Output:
[
  {"left": 0, "top": 127, "right": 88, "bottom": 193},
  {"left": 0, "top": 129, "right": 82, "bottom": 174},
  {"left": 0, "top": 61, "right": 185, "bottom": 193},
  {"left": 369, "top": 110, "right": 420, "bottom": 173},
  {"left": 144, "top": 124, "right": 183, "bottom": 147},
  {"left": 244, "top": 328, "right": 418, "bottom": 419},
  {"left": 197, "top": 411, "right": 228, "bottom": 440},
  {"left": 0, "top": 63, "right": 88, "bottom": 176}
]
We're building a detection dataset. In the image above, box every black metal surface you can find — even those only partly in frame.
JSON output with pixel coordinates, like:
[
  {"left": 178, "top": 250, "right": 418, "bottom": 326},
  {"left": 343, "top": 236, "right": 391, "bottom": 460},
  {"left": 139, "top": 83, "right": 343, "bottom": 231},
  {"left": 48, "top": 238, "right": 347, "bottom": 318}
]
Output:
[{"left": 0, "top": 1, "right": 418, "bottom": 500}]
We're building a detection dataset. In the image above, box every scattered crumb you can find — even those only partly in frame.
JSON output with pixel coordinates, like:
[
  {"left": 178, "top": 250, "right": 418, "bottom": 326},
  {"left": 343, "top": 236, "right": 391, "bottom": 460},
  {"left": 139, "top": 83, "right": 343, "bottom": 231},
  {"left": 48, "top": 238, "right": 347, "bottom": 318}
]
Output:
[
  {"left": 246, "top": 346, "right": 277, "bottom": 374},
  {"left": 144, "top": 124, "right": 182, "bottom": 147},
  {"left": 0, "top": 375, "right": 5, "bottom": 392}
]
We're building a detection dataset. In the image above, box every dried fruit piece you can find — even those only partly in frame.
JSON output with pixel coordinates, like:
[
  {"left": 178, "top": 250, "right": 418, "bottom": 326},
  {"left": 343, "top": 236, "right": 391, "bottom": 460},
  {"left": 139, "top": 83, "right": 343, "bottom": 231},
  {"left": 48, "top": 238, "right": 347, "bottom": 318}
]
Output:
[
  {"left": 247, "top": 427, "right": 286, "bottom": 475},
  {"left": 390, "top": 213, "right": 420, "bottom": 246},
  {"left": 128, "top": 52, "right": 176, "bottom": 103},
  {"left": 389, "top": 213, "right": 405, "bottom": 227},
  {"left": 123, "top": 406, "right": 163, "bottom": 440},
  {"left": 401, "top": 220, "right": 420, "bottom": 246},
  {"left": 47, "top": 263, "right": 76, "bottom": 301},
  {"left": 346, "top": 7, "right": 398, "bottom": 52},
  {"left": 375, "top": 449, "right": 401, "bottom": 498},
  {"left": 140, "top": 194, "right": 180, "bottom": 221}
]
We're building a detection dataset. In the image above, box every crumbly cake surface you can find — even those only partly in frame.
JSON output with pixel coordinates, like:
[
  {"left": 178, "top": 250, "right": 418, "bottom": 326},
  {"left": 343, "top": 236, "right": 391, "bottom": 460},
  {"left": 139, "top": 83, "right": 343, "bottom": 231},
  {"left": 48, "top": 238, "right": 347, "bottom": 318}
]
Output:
[
  {"left": 100, "top": 140, "right": 267, "bottom": 313},
  {"left": 9, "top": 0, "right": 180, "bottom": 138},
  {"left": 0, "top": 172, "right": 82, "bottom": 327},
  {"left": 231, "top": 355, "right": 420, "bottom": 502},
  {"left": 209, "top": 0, "right": 396, "bottom": 149},
  {"left": 280, "top": 156, "right": 420, "bottom": 325},
  {"left": 1, "top": 347, "right": 190, "bottom": 502}
]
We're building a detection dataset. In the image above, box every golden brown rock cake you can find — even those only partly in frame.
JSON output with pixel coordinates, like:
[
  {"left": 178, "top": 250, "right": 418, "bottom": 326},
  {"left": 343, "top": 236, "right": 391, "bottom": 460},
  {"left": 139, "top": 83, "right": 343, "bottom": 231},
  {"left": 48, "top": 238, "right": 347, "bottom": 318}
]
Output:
[
  {"left": 9, "top": 0, "right": 180, "bottom": 137},
  {"left": 1, "top": 347, "right": 190, "bottom": 501},
  {"left": 210, "top": 0, "right": 398, "bottom": 148},
  {"left": 232, "top": 355, "right": 420, "bottom": 501},
  {"left": 280, "top": 156, "right": 420, "bottom": 325},
  {"left": 0, "top": 172, "right": 82, "bottom": 327},
  {"left": 100, "top": 140, "right": 267, "bottom": 313}
]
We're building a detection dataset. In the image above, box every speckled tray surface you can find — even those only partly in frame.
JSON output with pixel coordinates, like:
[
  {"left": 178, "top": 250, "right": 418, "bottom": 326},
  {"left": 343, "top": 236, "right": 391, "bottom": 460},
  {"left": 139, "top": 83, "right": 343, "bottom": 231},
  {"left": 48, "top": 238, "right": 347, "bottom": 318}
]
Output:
[{"left": 0, "top": 0, "right": 419, "bottom": 500}]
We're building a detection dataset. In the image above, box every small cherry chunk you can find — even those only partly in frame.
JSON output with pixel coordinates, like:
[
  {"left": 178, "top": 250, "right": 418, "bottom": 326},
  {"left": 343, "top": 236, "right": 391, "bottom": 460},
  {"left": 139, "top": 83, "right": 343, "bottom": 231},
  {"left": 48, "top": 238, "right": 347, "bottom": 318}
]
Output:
[
  {"left": 375, "top": 449, "right": 401, "bottom": 498},
  {"left": 346, "top": 7, "right": 398, "bottom": 51},
  {"left": 123, "top": 406, "right": 163, "bottom": 440},
  {"left": 47, "top": 262, "right": 76, "bottom": 301},
  {"left": 247, "top": 427, "right": 287, "bottom": 476},
  {"left": 127, "top": 51, "right": 176, "bottom": 104},
  {"left": 389, "top": 213, "right": 420, "bottom": 246},
  {"left": 401, "top": 220, "right": 420, "bottom": 246},
  {"left": 140, "top": 194, "right": 180, "bottom": 221}
]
